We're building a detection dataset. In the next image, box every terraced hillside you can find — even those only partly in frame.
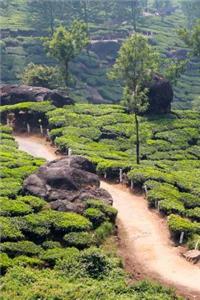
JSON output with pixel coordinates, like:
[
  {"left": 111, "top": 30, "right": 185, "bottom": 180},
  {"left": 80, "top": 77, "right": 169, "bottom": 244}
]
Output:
[
  {"left": 1, "top": 0, "right": 200, "bottom": 109},
  {"left": 45, "top": 104, "right": 200, "bottom": 249}
]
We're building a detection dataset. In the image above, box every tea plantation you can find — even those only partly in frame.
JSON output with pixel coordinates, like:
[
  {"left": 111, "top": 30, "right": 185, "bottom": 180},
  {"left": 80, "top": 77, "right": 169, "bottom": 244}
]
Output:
[
  {"left": 0, "top": 123, "right": 183, "bottom": 299},
  {"left": 47, "top": 104, "right": 200, "bottom": 249}
]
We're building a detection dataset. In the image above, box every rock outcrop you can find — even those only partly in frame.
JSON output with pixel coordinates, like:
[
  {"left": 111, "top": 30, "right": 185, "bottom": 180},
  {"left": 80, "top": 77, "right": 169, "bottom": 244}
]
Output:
[
  {"left": 147, "top": 74, "right": 173, "bottom": 114},
  {"left": 0, "top": 84, "right": 74, "bottom": 107},
  {"left": 23, "top": 156, "right": 113, "bottom": 213}
]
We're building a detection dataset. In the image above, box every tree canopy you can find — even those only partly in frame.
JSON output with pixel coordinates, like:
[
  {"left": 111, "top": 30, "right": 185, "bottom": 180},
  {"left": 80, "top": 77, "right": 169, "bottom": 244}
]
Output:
[{"left": 44, "top": 20, "right": 89, "bottom": 85}]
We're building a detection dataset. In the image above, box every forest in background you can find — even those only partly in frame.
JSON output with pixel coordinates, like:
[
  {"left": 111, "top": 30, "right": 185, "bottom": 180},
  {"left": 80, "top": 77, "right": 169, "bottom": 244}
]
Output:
[{"left": 0, "top": 0, "right": 200, "bottom": 110}]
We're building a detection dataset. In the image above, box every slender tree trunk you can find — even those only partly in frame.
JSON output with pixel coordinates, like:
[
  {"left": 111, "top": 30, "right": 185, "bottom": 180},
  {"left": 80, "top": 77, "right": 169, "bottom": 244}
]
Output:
[{"left": 135, "top": 113, "right": 140, "bottom": 164}]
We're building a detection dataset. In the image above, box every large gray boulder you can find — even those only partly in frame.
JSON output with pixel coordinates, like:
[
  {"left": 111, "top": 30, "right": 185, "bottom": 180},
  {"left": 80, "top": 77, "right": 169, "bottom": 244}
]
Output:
[
  {"left": 23, "top": 156, "right": 113, "bottom": 213},
  {"left": 0, "top": 84, "right": 74, "bottom": 107}
]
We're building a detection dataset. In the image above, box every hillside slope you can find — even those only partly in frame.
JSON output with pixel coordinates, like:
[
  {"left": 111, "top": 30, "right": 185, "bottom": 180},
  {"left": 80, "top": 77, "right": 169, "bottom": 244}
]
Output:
[{"left": 0, "top": 0, "right": 200, "bottom": 109}]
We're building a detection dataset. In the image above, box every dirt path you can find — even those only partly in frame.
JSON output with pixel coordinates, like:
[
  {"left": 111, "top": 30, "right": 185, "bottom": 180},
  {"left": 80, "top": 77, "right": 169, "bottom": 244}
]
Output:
[{"left": 15, "top": 135, "right": 200, "bottom": 299}]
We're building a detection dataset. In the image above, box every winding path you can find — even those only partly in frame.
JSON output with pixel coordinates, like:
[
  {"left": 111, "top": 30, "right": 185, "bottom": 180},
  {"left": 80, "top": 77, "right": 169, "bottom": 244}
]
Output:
[{"left": 15, "top": 135, "right": 200, "bottom": 299}]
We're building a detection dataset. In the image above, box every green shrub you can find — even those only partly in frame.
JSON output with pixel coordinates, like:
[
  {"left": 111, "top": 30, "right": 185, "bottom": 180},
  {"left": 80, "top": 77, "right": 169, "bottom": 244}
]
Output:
[
  {"left": 13, "top": 255, "right": 44, "bottom": 268},
  {"left": 86, "top": 199, "right": 117, "bottom": 223},
  {"left": 0, "top": 178, "right": 22, "bottom": 197},
  {"left": 168, "top": 214, "right": 200, "bottom": 240},
  {"left": 187, "top": 234, "right": 200, "bottom": 250},
  {"left": 147, "top": 184, "right": 180, "bottom": 208},
  {"left": 84, "top": 208, "right": 105, "bottom": 228},
  {"left": 0, "top": 216, "right": 24, "bottom": 241},
  {"left": 79, "top": 247, "right": 112, "bottom": 279},
  {"left": 180, "top": 193, "right": 200, "bottom": 208},
  {"left": 21, "top": 210, "right": 92, "bottom": 237},
  {"left": 186, "top": 207, "right": 200, "bottom": 222},
  {"left": 0, "top": 253, "right": 12, "bottom": 274},
  {"left": 41, "top": 247, "right": 79, "bottom": 266},
  {"left": 16, "top": 195, "right": 46, "bottom": 211},
  {"left": 159, "top": 199, "right": 185, "bottom": 215},
  {"left": 42, "top": 240, "right": 62, "bottom": 250},
  {"left": 63, "top": 232, "right": 94, "bottom": 249},
  {"left": 0, "top": 197, "right": 32, "bottom": 216},
  {"left": 21, "top": 211, "right": 52, "bottom": 237},
  {"left": 52, "top": 211, "right": 92, "bottom": 233},
  {"left": 95, "top": 222, "right": 114, "bottom": 245},
  {"left": 1, "top": 241, "right": 43, "bottom": 257},
  {"left": 21, "top": 63, "right": 63, "bottom": 89}
]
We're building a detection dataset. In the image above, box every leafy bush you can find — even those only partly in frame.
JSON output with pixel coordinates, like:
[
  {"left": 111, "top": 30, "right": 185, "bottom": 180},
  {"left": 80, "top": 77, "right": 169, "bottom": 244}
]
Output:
[
  {"left": 168, "top": 214, "right": 200, "bottom": 240},
  {"left": 185, "top": 207, "right": 200, "bottom": 222},
  {"left": 1, "top": 241, "right": 43, "bottom": 257},
  {"left": 159, "top": 199, "right": 185, "bottom": 215},
  {"left": 0, "top": 197, "right": 32, "bottom": 216},
  {"left": 180, "top": 193, "right": 200, "bottom": 208},
  {"left": 21, "top": 63, "right": 63, "bottom": 89},
  {"left": 95, "top": 222, "right": 114, "bottom": 245},
  {"left": 63, "top": 232, "right": 94, "bottom": 249},
  {"left": 84, "top": 208, "right": 105, "bottom": 228},
  {"left": 16, "top": 195, "right": 46, "bottom": 212},
  {"left": 0, "top": 253, "right": 12, "bottom": 274},
  {"left": 187, "top": 234, "right": 200, "bottom": 250},
  {"left": 52, "top": 211, "right": 92, "bottom": 233},
  {"left": 86, "top": 199, "right": 117, "bottom": 222},
  {"left": 79, "top": 247, "right": 112, "bottom": 279},
  {"left": 42, "top": 240, "right": 62, "bottom": 250},
  {"left": 0, "top": 217, "right": 24, "bottom": 241},
  {"left": 41, "top": 247, "right": 79, "bottom": 266},
  {"left": 12, "top": 255, "right": 44, "bottom": 268}
]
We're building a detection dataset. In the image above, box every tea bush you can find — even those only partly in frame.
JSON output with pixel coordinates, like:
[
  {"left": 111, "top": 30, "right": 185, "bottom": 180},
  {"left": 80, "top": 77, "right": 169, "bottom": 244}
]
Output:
[
  {"left": 0, "top": 197, "right": 32, "bottom": 216},
  {"left": 84, "top": 208, "right": 106, "bottom": 228},
  {"left": 63, "top": 232, "right": 95, "bottom": 249},
  {"left": 1, "top": 241, "right": 43, "bottom": 257}
]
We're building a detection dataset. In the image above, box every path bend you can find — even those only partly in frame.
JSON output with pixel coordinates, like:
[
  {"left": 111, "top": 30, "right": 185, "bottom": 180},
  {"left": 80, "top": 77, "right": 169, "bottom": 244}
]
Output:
[{"left": 15, "top": 135, "right": 200, "bottom": 299}]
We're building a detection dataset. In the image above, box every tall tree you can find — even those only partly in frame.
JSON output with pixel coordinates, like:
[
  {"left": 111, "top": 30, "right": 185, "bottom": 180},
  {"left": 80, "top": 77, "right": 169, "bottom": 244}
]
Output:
[
  {"left": 108, "top": 34, "right": 159, "bottom": 164},
  {"left": 44, "top": 21, "right": 89, "bottom": 85}
]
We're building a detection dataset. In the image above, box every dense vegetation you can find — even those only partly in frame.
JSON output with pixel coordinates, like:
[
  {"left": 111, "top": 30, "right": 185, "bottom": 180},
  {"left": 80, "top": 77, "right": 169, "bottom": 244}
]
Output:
[
  {"left": 46, "top": 104, "right": 200, "bottom": 248},
  {"left": 1, "top": 0, "right": 200, "bottom": 109},
  {"left": 0, "top": 123, "right": 183, "bottom": 299}
]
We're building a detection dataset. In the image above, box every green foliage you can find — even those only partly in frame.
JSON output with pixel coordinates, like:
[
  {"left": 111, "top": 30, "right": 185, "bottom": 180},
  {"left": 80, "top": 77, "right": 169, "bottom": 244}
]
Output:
[
  {"left": 187, "top": 234, "right": 200, "bottom": 250},
  {"left": 0, "top": 253, "right": 12, "bottom": 274},
  {"left": 86, "top": 199, "right": 118, "bottom": 223},
  {"left": 40, "top": 247, "right": 79, "bottom": 266},
  {"left": 21, "top": 210, "right": 92, "bottom": 238},
  {"left": 0, "top": 197, "right": 32, "bottom": 216},
  {"left": 178, "top": 20, "right": 200, "bottom": 56},
  {"left": 16, "top": 195, "right": 46, "bottom": 212},
  {"left": 44, "top": 20, "right": 89, "bottom": 84},
  {"left": 0, "top": 216, "right": 24, "bottom": 241},
  {"left": 63, "top": 232, "right": 94, "bottom": 249},
  {"left": 21, "top": 63, "right": 63, "bottom": 88},
  {"left": 52, "top": 211, "right": 92, "bottom": 233},
  {"left": 84, "top": 208, "right": 105, "bottom": 228},
  {"left": 0, "top": 101, "right": 55, "bottom": 114},
  {"left": 95, "top": 222, "right": 114, "bottom": 245},
  {"left": 1, "top": 241, "right": 43, "bottom": 257},
  {"left": 79, "top": 247, "right": 112, "bottom": 279},
  {"left": 168, "top": 214, "right": 200, "bottom": 240}
]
